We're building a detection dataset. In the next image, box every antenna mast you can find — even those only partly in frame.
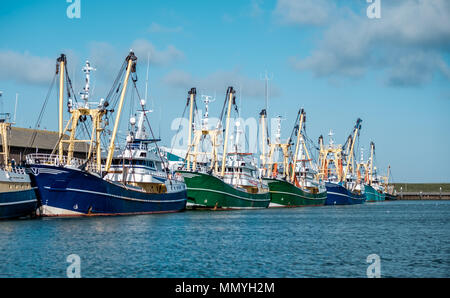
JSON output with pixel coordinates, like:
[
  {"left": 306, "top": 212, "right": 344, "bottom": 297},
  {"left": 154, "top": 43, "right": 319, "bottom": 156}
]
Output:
[
  {"left": 80, "top": 60, "right": 96, "bottom": 106},
  {"left": 13, "top": 93, "right": 18, "bottom": 123},
  {"left": 260, "top": 70, "right": 273, "bottom": 113}
]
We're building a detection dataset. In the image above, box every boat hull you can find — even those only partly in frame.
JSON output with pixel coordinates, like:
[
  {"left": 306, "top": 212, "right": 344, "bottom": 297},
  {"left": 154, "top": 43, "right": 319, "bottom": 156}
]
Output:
[
  {"left": 325, "top": 182, "right": 366, "bottom": 205},
  {"left": 0, "top": 170, "right": 38, "bottom": 219},
  {"left": 385, "top": 193, "right": 397, "bottom": 201},
  {"left": 177, "top": 171, "right": 270, "bottom": 209},
  {"left": 0, "top": 188, "right": 37, "bottom": 219},
  {"left": 263, "top": 178, "right": 326, "bottom": 207},
  {"left": 27, "top": 164, "right": 187, "bottom": 217},
  {"left": 364, "top": 185, "right": 386, "bottom": 202}
]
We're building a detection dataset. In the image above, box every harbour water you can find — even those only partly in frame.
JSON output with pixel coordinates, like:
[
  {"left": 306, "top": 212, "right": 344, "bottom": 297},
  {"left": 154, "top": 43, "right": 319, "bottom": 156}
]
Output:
[{"left": 0, "top": 200, "right": 448, "bottom": 278}]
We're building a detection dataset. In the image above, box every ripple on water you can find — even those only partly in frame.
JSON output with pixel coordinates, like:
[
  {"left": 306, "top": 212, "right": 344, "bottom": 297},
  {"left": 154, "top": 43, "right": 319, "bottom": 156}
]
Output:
[{"left": 0, "top": 200, "right": 449, "bottom": 277}]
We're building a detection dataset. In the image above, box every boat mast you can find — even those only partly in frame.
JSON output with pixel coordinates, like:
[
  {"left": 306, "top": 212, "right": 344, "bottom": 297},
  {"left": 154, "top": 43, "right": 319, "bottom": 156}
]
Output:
[
  {"left": 290, "top": 108, "right": 305, "bottom": 182},
  {"left": 145, "top": 52, "right": 150, "bottom": 103},
  {"left": 317, "top": 135, "right": 325, "bottom": 180},
  {"left": 13, "top": 93, "right": 18, "bottom": 123},
  {"left": 319, "top": 130, "right": 344, "bottom": 182},
  {"left": 369, "top": 141, "right": 375, "bottom": 186},
  {"left": 266, "top": 116, "right": 290, "bottom": 178},
  {"left": 55, "top": 58, "right": 104, "bottom": 171},
  {"left": 184, "top": 90, "right": 220, "bottom": 173},
  {"left": 57, "top": 54, "right": 66, "bottom": 160},
  {"left": 220, "top": 87, "right": 235, "bottom": 177},
  {"left": 186, "top": 88, "right": 196, "bottom": 171},
  {"left": 80, "top": 61, "right": 96, "bottom": 105},
  {"left": 384, "top": 165, "right": 391, "bottom": 191},
  {"left": 386, "top": 165, "right": 390, "bottom": 184},
  {"left": 259, "top": 109, "right": 267, "bottom": 176},
  {"left": 343, "top": 118, "right": 362, "bottom": 185},
  {"left": 105, "top": 51, "right": 137, "bottom": 172},
  {"left": 0, "top": 116, "right": 11, "bottom": 170}
]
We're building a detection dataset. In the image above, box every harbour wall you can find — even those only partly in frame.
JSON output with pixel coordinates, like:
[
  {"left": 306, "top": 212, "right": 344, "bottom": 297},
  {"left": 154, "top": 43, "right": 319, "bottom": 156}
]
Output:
[
  {"left": 393, "top": 183, "right": 450, "bottom": 200},
  {"left": 397, "top": 192, "right": 450, "bottom": 200}
]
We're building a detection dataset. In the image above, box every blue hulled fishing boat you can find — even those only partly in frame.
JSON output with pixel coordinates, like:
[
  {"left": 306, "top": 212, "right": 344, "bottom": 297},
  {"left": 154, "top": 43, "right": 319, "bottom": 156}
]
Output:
[
  {"left": 26, "top": 53, "right": 187, "bottom": 217},
  {"left": 0, "top": 168, "right": 37, "bottom": 219},
  {"left": 318, "top": 119, "right": 366, "bottom": 206},
  {"left": 325, "top": 182, "right": 365, "bottom": 205},
  {"left": 0, "top": 113, "right": 37, "bottom": 219}
]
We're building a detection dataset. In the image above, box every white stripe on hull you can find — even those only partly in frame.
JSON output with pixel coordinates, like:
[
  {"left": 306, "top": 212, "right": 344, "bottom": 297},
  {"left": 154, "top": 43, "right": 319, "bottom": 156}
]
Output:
[
  {"left": 327, "top": 191, "right": 364, "bottom": 200},
  {"left": 269, "top": 190, "right": 326, "bottom": 200},
  {"left": 43, "top": 186, "right": 186, "bottom": 203},
  {"left": 188, "top": 187, "right": 270, "bottom": 202},
  {"left": 0, "top": 199, "right": 37, "bottom": 206},
  {"left": 225, "top": 206, "right": 268, "bottom": 210},
  {"left": 186, "top": 201, "right": 267, "bottom": 210}
]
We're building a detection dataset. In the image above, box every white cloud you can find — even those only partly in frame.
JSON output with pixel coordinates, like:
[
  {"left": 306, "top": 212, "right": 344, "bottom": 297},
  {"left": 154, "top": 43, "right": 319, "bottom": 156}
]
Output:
[
  {"left": 249, "top": 0, "right": 264, "bottom": 18},
  {"left": 0, "top": 50, "right": 55, "bottom": 85},
  {"left": 148, "top": 22, "right": 183, "bottom": 34},
  {"left": 84, "top": 39, "right": 185, "bottom": 83},
  {"left": 222, "top": 13, "right": 234, "bottom": 23},
  {"left": 162, "top": 69, "right": 281, "bottom": 99},
  {"left": 287, "top": 0, "right": 450, "bottom": 86},
  {"left": 273, "top": 0, "right": 335, "bottom": 26},
  {"left": 130, "top": 39, "right": 184, "bottom": 66},
  {"left": 162, "top": 69, "right": 192, "bottom": 88}
]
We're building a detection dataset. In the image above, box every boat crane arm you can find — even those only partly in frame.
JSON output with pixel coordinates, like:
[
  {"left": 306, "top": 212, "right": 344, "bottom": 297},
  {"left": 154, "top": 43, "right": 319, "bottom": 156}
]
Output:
[
  {"left": 369, "top": 141, "right": 375, "bottom": 186},
  {"left": 290, "top": 108, "right": 305, "bottom": 182},
  {"left": 343, "top": 118, "right": 362, "bottom": 185},
  {"left": 259, "top": 109, "right": 268, "bottom": 176},
  {"left": 57, "top": 54, "right": 66, "bottom": 160},
  {"left": 220, "top": 87, "right": 235, "bottom": 177},
  {"left": 105, "top": 52, "right": 137, "bottom": 173},
  {"left": 186, "top": 88, "right": 196, "bottom": 171}
]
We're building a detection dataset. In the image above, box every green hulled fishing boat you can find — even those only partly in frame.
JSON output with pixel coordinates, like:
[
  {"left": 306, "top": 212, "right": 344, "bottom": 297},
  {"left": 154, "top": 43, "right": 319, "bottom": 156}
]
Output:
[
  {"left": 383, "top": 165, "right": 398, "bottom": 200},
  {"left": 259, "top": 109, "right": 327, "bottom": 207},
  {"left": 364, "top": 184, "right": 385, "bottom": 202},
  {"left": 175, "top": 87, "right": 270, "bottom": 210},
  {"left": 262, "top": 178, "right": 327, "bottom": 207},
  {"left": 357, "top": 142, "right": 385, "bottom": 202},
  {"left": 178, "top": 170, "right": 270, "bottom": 209}
]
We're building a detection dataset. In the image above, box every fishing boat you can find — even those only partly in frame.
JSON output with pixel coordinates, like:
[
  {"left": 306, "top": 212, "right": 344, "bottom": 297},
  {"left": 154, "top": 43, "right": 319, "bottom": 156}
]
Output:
[
  {"left": 384, "top": 192, "right": 397, "bottom": 201},
  {"left": 318, "top": 119, "right": 365, "bottom": 205},
  {"left": 368, "top": 168, "right": 386, "bottom": 202},
  {"left": 260, "top": 109, "right": 327, "bottom": 207},
  {"left": 357, "top": 142, "right": 385, "bottom": 202},
  {"left": 383, "top": 165, "right": 397, "bottom": 200},
  {"left": 0, "top": 113, "right": 37, "bottom": 219},
  {"left": 26, "top": 53, "right": 187, "bottom": 217},
  {"left": 176, "top": 87, "right": 270, "bottom": 210}
]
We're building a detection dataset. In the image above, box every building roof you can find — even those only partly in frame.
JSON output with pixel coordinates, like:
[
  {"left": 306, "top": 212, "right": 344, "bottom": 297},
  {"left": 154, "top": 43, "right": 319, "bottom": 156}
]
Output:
[{"left": 1, "top": 126, "right": 89, "bottom": 153}]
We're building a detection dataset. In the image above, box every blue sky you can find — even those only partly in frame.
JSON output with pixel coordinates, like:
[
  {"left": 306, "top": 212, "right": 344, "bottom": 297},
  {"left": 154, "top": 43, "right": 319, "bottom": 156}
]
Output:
[{"left": 0, "top": 0, "right": 449, "bottom": 182}]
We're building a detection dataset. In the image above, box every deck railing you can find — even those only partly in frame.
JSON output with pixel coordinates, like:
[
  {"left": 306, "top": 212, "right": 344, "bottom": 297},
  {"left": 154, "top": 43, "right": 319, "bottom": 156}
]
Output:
[
  {"left": 25, "top": 153, "right": 101, "bottom": 173},
  {"left": 0, "top": 166, "right": 27, "bottom": 175},
  {"left": 26, "top": 153, "right": 88, "bottom": 167}
]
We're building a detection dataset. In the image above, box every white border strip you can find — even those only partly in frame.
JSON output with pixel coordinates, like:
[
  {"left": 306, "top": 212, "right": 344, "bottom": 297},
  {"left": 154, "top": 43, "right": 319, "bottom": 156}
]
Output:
[
  {"left": 188, "top": 187, "right": 270, "bottom": 202},
  {"left": 43, "top": 187, "right": 186, "bottom": 204},
  {"left": 327, "top": 191, "right": 365, "bottom": 200},
  {"left": 0, "top": 199, "right": 37, "bottom": 206},
  {"left": 270, "top": 190, "right": 326, "bottom": 201}
]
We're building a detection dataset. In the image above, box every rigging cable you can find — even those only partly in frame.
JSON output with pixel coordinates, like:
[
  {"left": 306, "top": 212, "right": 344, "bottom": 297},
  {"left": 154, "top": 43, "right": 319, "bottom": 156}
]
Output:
[
  {"left": 131, "top": 78, "right": 170, "bottom": 179},
  {"left": 22, "top": 73, "right": 57, "bottom": 159}
]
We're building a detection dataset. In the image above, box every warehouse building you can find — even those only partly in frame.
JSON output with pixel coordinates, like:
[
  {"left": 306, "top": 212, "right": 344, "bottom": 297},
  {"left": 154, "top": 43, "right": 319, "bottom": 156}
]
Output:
[{"left": 0, "top": 126, "right": 89, "bottom": 165}]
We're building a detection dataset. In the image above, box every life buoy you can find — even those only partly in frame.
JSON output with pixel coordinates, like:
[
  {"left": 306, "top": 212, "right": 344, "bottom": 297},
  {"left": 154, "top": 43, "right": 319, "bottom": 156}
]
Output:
[{"left": 272, "top": 163, "right": 278, "bottom": 177}]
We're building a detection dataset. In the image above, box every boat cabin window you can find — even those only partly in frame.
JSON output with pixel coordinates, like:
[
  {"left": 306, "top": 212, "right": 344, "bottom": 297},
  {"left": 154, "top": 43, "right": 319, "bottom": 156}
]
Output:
[{"left": 112, "top": 159, "right": 123, "bottom": 165}]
